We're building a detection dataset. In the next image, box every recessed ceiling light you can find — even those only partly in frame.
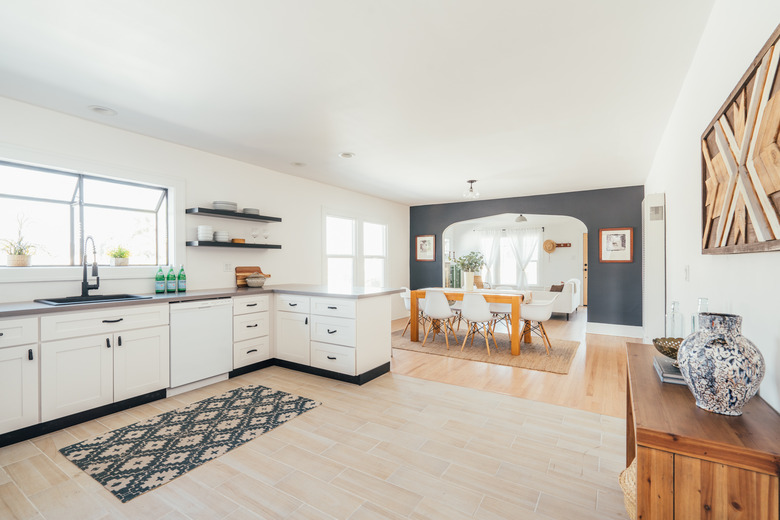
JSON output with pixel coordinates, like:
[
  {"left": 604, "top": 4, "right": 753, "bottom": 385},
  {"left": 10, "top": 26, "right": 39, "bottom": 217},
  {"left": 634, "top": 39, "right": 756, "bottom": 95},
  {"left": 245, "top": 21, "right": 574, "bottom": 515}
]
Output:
[
  {"left": 88, "top": 105, "right": 117, "bottom": 117},
  {"left": 339, "top": 152, "right": 355, "bottom": 159},
  {"left": 291, "top": 162, "right": 306, "bottom": 167}
]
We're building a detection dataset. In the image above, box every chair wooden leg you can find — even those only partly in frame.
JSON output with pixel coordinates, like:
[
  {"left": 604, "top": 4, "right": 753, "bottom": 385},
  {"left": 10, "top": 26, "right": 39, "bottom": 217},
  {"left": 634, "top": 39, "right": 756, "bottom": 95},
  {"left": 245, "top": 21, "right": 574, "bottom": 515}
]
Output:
[
  {"left": 402, "top": 317, "right": 411, "bottom": 337},
  {"left": 461, "top": 324, "right": 475, "bottom": 351},
  {"left": 448, "top": 318, "right": 458, "bottom": 344},
  {"left": 489, "top": 323, "right": 499, "bottom": 350},
  {"left": 539, "top": 322, "right": 552, "bottom": 354},
  {"left": 483, "top": 324, "right": 491, "bottom": 356},
  {"left": 422, "top": 320, "right": 433, "bottom": 346}
]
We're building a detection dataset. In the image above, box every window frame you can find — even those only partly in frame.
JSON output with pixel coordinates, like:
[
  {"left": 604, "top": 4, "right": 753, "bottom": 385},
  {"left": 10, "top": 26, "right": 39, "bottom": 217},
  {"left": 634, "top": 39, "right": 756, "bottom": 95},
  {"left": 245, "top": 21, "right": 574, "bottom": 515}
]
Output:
[{"left": 322, "top": 208, "right": 388, "bottom": 288}]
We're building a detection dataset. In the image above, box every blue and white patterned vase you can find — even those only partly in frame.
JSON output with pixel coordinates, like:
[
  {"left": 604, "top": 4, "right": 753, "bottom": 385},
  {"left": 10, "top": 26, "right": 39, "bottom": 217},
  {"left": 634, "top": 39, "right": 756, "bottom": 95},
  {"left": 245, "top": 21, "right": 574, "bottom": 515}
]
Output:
[{"left": 677, "top": 313, "right": 764, "bottom": 416}]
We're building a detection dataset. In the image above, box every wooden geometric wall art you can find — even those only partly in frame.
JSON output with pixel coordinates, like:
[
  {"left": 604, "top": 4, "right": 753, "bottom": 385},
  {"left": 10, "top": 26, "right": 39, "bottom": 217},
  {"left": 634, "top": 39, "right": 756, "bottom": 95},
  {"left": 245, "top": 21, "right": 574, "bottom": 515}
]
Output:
[{"left": 701, "top": 23, "right": 780, "bottom": 254}]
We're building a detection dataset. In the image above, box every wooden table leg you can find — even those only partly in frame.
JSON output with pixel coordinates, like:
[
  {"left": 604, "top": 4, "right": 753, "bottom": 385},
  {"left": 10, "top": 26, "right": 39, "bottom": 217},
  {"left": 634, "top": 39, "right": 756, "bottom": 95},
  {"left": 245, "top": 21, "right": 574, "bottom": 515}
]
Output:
[
  {"left": 410, "top": 290, "right": 419, "bottom": 342},
  {"left": 511, "top": 296, "right": 520, "bottom": 355}
]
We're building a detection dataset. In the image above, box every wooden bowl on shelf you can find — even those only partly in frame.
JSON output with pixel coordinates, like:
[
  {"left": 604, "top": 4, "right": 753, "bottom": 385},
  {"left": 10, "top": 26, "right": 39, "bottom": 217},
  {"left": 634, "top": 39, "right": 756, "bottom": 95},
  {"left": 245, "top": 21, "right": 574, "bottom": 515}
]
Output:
[{"left": 231, "top": 238, "right": 245, "bottom": 243}]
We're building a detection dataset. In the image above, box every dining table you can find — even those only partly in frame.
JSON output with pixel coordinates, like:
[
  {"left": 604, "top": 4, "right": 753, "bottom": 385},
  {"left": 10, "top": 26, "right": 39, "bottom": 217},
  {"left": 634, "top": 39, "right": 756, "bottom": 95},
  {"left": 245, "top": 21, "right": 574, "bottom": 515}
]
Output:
[{"left": 409, "top": 288, "right": 529, "bottom": 355}]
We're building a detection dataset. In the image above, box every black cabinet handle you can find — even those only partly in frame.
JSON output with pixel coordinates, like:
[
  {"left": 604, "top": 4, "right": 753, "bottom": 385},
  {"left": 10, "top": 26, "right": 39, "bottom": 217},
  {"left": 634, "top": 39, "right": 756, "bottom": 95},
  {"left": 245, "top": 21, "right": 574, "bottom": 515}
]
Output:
[
  {"left": 106, "top": 338, "right": 111, "bottom": 348},
  {"left": 327, "top": 306, "right": 337, "bottom": 310},
  {"left": 327, "top": 329, "right": 337, "bottom": 334},
  {"left": 118, "top": 336, "right": 122, "bottom": 347},
  {"left": 304, "top": 317, "right": 308, "bottom": 325},
  {"left": 28, "top": 349, "right": 33, "bottom": 360},
  {"left": 247, "top": 324, "right": 258, "bottom": 328},
  {"left": 327, "top": 356, "right": 336, "bottom": 360},
  {"left": 247, "top": 349, "right": 258, "bottom": 354},
  {"left": 0, "top": 332, "right": 4, "bottom": 336},
  {"left": 288, "top": 303, "right": 297, "bottom": 307},
  {"left": 102, "top": 318, "right": 124, "bottom": 324},
  {"left": 247, "top": 303, "right": 258, "bottom": 307}
]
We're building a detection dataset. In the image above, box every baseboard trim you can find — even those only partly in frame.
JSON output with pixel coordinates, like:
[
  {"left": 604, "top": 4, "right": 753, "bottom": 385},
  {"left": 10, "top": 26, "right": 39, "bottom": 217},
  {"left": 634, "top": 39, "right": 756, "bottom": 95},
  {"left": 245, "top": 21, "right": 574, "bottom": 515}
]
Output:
[
  {"left": 0, "top": 389, "right": 166, "bottom": 449},
  {"left": 269, "top": 359, "right": 390, "bottom": 385},
  {"left": 586, "top": 322, "right": 644, "bottom": 338}
]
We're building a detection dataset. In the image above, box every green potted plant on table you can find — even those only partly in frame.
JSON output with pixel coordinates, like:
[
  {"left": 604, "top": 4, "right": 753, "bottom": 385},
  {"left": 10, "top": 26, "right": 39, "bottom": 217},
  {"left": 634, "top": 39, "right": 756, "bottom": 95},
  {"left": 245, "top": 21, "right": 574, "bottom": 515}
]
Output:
[
  {"left": 107, "top": 246, "right": 130, "bottom": 266},
  {"left": 455, "top": 251, "right": 485, "bottom": 291},
  {"left": 2, "top": 216, "right": 36, "bottom": 267}
]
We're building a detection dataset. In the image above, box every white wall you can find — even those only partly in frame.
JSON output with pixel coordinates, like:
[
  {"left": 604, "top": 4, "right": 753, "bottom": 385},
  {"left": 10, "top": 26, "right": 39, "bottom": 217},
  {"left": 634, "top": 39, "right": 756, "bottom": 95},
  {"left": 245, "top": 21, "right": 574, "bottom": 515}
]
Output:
[
  {"left": 0, "top": 97, "right": 409, "bottom": 318},
  {"left": 645, "top": 0, "right": 780, "bottom": 410}
]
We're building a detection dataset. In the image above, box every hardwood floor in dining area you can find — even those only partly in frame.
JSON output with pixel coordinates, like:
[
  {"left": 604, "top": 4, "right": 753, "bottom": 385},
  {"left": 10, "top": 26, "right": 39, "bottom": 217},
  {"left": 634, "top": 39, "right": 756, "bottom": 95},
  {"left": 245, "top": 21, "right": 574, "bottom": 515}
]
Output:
[{"left": 0, "top": 306, "right": 636, "bottom": 519}]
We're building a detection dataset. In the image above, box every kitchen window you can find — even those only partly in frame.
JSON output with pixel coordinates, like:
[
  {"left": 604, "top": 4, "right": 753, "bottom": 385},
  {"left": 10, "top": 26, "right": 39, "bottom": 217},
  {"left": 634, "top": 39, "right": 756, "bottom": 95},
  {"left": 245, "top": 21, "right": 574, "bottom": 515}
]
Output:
[
  {"left": 324, "top": 214, "right": 386, "bottom": 288},
  {"left": 0, "top": 159, "right": 168, "bottom": 266}
]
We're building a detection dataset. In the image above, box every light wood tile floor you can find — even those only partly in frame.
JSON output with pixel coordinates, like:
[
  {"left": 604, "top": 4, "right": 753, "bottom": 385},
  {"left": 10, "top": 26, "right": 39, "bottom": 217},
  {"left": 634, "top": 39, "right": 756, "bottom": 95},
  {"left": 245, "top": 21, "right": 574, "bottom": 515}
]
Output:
[{"left": 0, "top": 308, "right": 635, "bottom": 519}]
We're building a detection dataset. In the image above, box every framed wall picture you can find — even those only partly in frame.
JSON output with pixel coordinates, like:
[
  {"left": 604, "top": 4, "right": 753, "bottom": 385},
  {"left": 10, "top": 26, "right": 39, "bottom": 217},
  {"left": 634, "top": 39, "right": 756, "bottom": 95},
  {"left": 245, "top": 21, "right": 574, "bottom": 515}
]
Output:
[
  {"left": 415, "top": 235, "right": 435, "bottom": 261},
  {"left": 599, "top": 228, "right": 633, "bottom": 263}
]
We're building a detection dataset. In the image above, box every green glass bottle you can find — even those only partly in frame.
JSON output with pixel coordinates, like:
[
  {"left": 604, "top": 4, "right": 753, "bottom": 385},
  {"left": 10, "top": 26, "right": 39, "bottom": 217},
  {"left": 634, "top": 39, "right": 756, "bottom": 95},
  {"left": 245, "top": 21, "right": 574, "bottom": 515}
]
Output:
[
  {"left": 177, "top": 265, "right": 186, "bottom": 293},
  {"left": 166, "top": 265, "right": 176, "bottom": 293},
  {"left": 155, "top": 267, "right": 165, "bottom": 294}
]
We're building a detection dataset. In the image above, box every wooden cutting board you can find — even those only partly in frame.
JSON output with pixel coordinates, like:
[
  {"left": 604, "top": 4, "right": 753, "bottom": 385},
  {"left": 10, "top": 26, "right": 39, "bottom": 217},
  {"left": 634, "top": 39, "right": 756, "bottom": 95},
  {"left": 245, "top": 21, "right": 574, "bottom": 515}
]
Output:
[{"left": 235, "top": 266, "right": 271, "bottom": 287}]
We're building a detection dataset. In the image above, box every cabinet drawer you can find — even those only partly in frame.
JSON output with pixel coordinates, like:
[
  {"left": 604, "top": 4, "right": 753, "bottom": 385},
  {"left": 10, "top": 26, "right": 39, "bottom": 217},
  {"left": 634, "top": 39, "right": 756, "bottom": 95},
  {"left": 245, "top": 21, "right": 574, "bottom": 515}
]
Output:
[
  {"left": 233, "top": 294, "right": 270, "bottom": 315},
  {"left": 310, "top": 342, "right": 356, "bottom": 375},
  {"left": 234, "top": 337, "right": 270, "bottom": 369},
  {"left": 310, "top": 315, "right": 355, "bottom": 347},
  {"left": 275, "top": 294, "right": 310, "bottom": 314},
  {"left": 233, "top": 312, "right": 269, "bottom": 342},
  {"left": 0, "top": 317, "right": 38, "bottom": 348},
  {"left": 41, "top": 303, "right": 169, "bottom": 341},
  {"left": 311, "top": 297, "right": 356, "bottom": 319}
]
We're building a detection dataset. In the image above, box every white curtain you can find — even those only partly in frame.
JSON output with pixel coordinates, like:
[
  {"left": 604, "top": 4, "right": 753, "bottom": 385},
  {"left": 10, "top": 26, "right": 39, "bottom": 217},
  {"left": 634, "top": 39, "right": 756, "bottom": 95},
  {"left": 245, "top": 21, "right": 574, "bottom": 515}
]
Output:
[
  {"left": 477, "top": 229, "right": 502, "bottom": 286},
  {"left": 505, "top": 227, "right": 542, "bottom": 289}
]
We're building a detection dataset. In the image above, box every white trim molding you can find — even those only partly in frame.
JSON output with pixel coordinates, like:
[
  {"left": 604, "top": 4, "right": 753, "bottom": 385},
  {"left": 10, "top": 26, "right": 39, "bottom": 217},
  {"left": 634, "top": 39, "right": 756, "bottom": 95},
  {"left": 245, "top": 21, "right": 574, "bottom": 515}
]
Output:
[{"left": 586, "top": 322, "right": 644, "bottom": 339}]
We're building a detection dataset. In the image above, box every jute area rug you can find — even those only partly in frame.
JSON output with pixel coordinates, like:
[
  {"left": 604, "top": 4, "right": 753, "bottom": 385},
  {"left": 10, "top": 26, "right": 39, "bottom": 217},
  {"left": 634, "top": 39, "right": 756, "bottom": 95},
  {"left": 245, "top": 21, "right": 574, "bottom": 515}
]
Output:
[
  {"left": 392, "top": 330, "right": 580, "bottom": 374},
  {"left": 60, "top": 385, "right": 319, "bottom": 502}
]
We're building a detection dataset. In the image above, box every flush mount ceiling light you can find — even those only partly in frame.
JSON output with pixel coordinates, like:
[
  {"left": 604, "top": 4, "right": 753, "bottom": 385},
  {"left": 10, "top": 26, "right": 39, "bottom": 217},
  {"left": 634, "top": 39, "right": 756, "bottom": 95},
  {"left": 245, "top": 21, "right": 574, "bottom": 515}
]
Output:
[
  {"left": 88, "top": 105, "right": 117, "bottom": 117},
  {"left": 339, "top": 152, "right": 355, "bottom": 159},
  {"left": 462, "top": 180, "right": 480, "bottom": 200},
  {"left": 291, "top": 162, "right": 307, "bottom": 167},
  {"left": 515, "top": 214, "right": 528, "bottom": 222}
]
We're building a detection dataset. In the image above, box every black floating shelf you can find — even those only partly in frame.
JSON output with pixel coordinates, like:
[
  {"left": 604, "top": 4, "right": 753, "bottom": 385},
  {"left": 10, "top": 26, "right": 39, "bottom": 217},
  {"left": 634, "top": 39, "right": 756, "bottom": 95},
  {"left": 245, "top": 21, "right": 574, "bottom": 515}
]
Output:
[
  {"left": 186, "top": 207, "right": 282, "bottom": 223},
  {"left": 186, "top": 241, "right": 282, "bottom": 249}
]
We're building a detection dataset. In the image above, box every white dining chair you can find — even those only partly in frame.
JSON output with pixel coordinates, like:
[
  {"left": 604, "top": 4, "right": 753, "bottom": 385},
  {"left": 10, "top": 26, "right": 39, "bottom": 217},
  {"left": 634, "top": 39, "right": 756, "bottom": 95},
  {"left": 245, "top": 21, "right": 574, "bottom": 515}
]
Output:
[
  {"left": 460, "top": 293, "right": 497, "bottom": 355},
  {"left": 422, "top": 291, "right": 458, "bottom": 349},
  {"left": 519, "top": 295, "right": 558, "bottom": 354},
  {"left": 489, "top": 302, "right": 512, "bottom": 335},
  {"left": 400, "top": 287, "right": 426, "bottom": 337}
]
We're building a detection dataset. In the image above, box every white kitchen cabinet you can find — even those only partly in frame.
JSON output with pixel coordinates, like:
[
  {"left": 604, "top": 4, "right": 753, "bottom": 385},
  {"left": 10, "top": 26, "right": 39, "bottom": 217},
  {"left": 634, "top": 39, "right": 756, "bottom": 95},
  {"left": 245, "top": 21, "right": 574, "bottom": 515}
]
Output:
[
  {"left": 41, "top": 334, "right": 113, "bottom": 422},
  {"left": 114, "top": 325, "right": 170, "bottom": 402},
  {"left": 233, "top": 294, "right": 271, "bottom": 369},
  {"left": 0, "top": 316, "right": 40, "bottom": 435},
  {"left": 275, "top": 310, "right": 310, "bottom": 365}
]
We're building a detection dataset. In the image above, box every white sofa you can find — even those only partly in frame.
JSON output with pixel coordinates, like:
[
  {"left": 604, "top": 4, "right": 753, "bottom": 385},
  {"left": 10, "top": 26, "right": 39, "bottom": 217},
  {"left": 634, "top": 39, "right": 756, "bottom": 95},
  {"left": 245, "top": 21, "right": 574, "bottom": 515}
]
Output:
[{"left": 529, "top": 278, "right": 580, "bottom": 320}]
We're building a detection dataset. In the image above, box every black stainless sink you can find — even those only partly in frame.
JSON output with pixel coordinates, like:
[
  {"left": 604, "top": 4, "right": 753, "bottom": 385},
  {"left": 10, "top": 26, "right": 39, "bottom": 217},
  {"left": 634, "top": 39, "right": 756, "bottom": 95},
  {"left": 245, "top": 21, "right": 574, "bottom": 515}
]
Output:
[{"left": 35, "top": 294, "right": 153, "bottom": 306}]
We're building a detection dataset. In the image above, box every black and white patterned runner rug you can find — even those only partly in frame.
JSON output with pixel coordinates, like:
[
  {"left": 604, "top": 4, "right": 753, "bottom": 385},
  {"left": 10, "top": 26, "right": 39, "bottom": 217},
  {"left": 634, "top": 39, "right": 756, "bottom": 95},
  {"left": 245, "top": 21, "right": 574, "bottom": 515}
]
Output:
[{"left": 60, "top": 384, "right": 320, "bottom": 502}]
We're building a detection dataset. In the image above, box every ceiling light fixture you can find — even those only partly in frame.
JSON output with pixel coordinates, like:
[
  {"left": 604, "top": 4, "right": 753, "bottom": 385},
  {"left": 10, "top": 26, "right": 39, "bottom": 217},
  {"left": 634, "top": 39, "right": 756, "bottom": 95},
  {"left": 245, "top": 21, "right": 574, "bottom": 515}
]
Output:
[
  {"left": 339, "top": 152, "right": 355, "bottom": 159},
  {"left": 463, "top": 180, "right": 480, "bottom": 200},
  {"left": 291, "top": 162, "right": 306, "bottom": 167},
  {"left": 88, "top": 105, "right": 117, "bottom": 117},
  {"left": 515, "top": 214, "right": 527, "bottom": 222}
]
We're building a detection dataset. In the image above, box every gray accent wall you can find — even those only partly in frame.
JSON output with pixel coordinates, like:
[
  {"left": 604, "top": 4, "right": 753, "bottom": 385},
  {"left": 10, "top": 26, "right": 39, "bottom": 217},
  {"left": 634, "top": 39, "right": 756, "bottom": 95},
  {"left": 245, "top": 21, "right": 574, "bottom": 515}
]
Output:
[{"left": 409, "top": 185, "right": 644, "bottom": 326}]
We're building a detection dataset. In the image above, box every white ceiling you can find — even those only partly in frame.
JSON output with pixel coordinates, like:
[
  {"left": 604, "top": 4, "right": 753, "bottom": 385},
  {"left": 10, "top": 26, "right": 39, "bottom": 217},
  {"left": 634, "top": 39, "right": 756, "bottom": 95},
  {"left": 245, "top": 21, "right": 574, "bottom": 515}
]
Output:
[{"left": 0, "top": 1, "right": 714, "bottom": 205}]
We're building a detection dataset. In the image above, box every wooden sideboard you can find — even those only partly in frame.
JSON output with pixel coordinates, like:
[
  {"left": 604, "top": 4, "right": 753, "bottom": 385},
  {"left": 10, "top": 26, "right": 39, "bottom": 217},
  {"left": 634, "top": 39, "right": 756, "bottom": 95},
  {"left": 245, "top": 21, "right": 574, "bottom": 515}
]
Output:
[{"left": 626, "top": 343, "right": 780, "bottom": 519}]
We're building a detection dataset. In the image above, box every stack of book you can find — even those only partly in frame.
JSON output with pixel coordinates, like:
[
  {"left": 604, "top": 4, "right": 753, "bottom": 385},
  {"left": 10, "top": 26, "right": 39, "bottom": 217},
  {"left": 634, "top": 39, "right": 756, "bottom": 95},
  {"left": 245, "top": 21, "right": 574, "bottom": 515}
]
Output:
[{"left": 653, "top": 355, "right": 687, "bottom": 385}]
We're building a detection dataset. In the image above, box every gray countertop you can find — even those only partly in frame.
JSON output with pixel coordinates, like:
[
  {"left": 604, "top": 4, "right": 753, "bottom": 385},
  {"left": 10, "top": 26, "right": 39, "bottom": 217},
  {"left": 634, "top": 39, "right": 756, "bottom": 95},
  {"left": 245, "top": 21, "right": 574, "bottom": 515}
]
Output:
[{"left": 0, "top": 284, "right": 402, "bottom": 318}]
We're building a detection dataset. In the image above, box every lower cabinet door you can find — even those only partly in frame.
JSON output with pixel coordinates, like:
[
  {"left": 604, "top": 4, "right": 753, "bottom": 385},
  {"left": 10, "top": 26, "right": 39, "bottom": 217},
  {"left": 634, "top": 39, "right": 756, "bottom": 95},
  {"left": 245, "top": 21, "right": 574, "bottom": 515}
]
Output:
[
  {"left": 275, "top": 312, "right": 310, "bottom": 365},
  {"left": 41, "top": 335, "right": 113, "bottom": 422},
  {"left": 234, "top": 336, "right": 270, "bottom": 369},
  {"left": 113, "top": 326, "right": 170, "bottom": 402},
  {"left": 310, "top": 342, "right": 356, "bottom": 375},
  {"left": 0, "top": 344, "right": 39, "bottom": 434}
]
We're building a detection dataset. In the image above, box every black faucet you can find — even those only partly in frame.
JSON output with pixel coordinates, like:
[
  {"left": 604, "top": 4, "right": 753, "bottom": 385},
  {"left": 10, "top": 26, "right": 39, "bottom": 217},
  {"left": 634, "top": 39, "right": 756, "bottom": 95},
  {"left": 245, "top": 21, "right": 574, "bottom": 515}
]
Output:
[{"left": 81, "top": 236, "right": 100, "bottom": 297}]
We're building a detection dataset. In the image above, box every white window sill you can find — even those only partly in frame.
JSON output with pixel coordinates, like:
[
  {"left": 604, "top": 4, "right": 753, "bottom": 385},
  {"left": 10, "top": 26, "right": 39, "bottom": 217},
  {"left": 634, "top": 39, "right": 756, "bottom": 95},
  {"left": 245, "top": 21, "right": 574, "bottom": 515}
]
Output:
[{"left": 0, "top": 265, "right": 158, "bottom": 283}]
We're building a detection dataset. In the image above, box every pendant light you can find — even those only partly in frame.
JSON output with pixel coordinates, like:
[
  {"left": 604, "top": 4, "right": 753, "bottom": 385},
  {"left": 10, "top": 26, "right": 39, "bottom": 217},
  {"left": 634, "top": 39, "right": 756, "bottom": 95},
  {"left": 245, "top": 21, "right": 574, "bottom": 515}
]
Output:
[{"left": 463, "top": 180, "right": 480, "bottom": 200}]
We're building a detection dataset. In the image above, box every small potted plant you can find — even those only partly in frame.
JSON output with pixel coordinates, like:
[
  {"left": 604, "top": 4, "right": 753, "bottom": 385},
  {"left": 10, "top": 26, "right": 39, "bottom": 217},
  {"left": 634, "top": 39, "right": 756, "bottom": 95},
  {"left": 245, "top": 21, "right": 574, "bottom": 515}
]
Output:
[
  {"left": 455, "top": 251, "right": 485, "bottom": 291},
  {"left": 107, "top": 246, "right": 130, "bottom": 266},
  {"left": 2, "top": 216, "right": 36, "bottom": 267}
]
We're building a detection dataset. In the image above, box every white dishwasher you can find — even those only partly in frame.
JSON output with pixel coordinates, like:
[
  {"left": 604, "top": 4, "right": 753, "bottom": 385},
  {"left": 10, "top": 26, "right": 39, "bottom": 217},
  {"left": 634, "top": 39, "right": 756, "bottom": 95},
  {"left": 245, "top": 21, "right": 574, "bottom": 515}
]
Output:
[{"left": 169, "top": 298, "right": 233, "bottom": 388}]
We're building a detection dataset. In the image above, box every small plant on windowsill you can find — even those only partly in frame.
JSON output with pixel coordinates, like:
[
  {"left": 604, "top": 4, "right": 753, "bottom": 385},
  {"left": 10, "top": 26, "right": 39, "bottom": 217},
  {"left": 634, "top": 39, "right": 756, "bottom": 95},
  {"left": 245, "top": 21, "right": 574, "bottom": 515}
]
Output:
[
  {"left": 454, "top": 251, "right": 485, "bottom": 273},
  {"left": 2, "top": 216, "right": 37, "bottom": 267},
  {"left": 107, "top": 246, "right": 130, "bottom": 266}
]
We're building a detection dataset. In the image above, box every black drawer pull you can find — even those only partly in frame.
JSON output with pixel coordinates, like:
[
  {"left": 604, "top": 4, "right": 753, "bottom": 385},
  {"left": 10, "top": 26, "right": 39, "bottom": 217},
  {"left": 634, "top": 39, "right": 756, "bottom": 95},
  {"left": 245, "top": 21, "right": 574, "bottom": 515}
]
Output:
[
  {"left": 327, "top": 306, "right": 337, "bottom": 310},
  {"left": 247, "top": 324, "right": 258, "bottom": 328},
  {"left": 247, "top": 349, "right": 258, "bottom": 354},
  {"left": 0, "top": 332, "right": 4, "bottom": 336},
  {"left": 102, "top": 318, "right": 124, "bottom": 324},
  {"left": 106, "top": 338, "right": 111, "bottom": 348},
  {"left": 288, "top": 303, "right": 297, "bottom": 307},
  {"left": 327, "top": 329, "right": 337, "bottom": 334},
  {"left": 327, "top": 355, "right": 337, "bottom": 360},
  {"left": 305, "top": 317, "right": 308, "bottom": 325},
  {"left": 118, "top": 336, "right": 122, "bottom": 347},
  {"left": 247, "top": 303, "right": 258, "bottom": 307},
  {"left": 28, "top": 349, "right": 33, "bottom": 360}
]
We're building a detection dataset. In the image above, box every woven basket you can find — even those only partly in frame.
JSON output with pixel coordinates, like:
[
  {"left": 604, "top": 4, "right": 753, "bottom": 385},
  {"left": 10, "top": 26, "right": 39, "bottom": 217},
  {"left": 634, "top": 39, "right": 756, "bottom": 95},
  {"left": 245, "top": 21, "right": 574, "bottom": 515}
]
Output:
[{"left": 619, "top": 457, "right": 637, "bottom": 520}]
